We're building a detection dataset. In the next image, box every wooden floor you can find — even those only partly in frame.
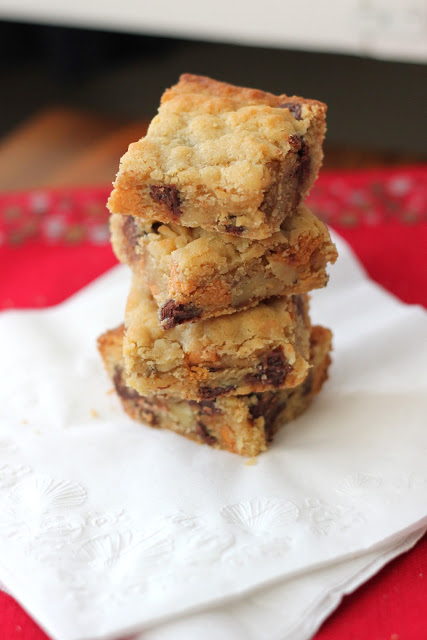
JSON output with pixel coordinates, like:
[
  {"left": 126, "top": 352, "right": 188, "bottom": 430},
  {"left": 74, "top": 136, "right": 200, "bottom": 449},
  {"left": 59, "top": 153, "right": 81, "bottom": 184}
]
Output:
[{"left": 0, "top": 108, "right": 425, "bottom": 192}]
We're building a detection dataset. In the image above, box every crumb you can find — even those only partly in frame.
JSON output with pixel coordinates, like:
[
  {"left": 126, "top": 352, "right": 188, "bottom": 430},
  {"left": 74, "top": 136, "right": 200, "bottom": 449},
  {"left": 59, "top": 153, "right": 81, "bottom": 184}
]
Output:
[
  {"left": 90, "top": 409, "right": 99, "bottom": 418},
  {"left": 390, "top": 634, "right": 400, "bottom": 640},
  {"left": 34, "top": 429, "right": 41, "bottom": 435},
  {"left": 21, "top": 419, "right": 28, "bottom": 425},
  {"left": 245, "top": 457, "right": 257, "bottom": 466},
  {"left": 107, "top": 387, "right": 115, "bottom": 395}
]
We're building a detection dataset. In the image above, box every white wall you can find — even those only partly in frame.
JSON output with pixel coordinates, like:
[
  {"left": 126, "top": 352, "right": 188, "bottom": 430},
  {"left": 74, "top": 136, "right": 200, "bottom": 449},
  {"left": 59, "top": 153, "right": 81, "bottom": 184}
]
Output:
[{"left": 0, "top": 0, "right": 426, "bottom": 63}]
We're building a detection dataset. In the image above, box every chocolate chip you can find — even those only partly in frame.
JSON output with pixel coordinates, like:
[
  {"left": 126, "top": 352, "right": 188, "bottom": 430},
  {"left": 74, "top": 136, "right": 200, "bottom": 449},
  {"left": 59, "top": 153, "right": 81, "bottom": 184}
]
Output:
[
  {"left": 296, "top": 139, "right": 310, "bottom": 186},
  {"left": 189, "top": 399, "right": 222, "bottom": 415},
  {"left": 113, "top": 367, "right": 138, "bottom": 400},
  {"left": 288, "top": 135, "right": 310, "bottom": 186},
  {"left": 160, "top": 300, "right": 202, "bottom": 329},
  {"left": 264, "top": 349, "right": 294, "bottom": 386},
  {"left": 278, "top": 102, "right": 302, "bottom": 120},
  {"left": 224, "top": 224, "right": 246, "bottom": 235},
  {"left": 113, "top": 367, "right": 159, "bottom": 425},
  {"left": 198, "top": 385, "right": 236, "bottom": 400},
  {"left": 288, "top": 134, "right": 302, "bottom": 150},
  {"left": 246, "top": 348, "right": 293, "bottom": 388},
  {"left": 149, "top": 185, "right": 182, "bottom": 217},
  {"left": 196, "top": 421, "right": 217, "bottom": 445},
  {"left": 122, "top": 216, "right": 138, "bottom": 248},
  {"left": 248, "top": 393, "right": 270, "bottom": 421},
  {"left": 248, "top": 392, "right": 287, "bottom": 442},
  {"left": 151, "top": 221, "right": 162, "bottom": 233},
  {"left": 295, "top": 295, "right": 305, "bottom": 318}
]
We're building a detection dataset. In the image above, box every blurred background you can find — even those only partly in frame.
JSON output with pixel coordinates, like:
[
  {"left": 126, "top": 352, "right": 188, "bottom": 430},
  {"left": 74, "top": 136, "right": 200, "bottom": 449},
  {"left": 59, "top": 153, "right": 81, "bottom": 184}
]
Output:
[{"left": 0, "top": 0, "right": 426, "bottom": 190}]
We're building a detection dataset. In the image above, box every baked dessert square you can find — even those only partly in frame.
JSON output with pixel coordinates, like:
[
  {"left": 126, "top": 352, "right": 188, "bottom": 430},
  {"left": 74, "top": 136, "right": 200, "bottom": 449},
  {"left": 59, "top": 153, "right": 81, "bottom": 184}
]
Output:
[
  {"left": 123, "top": 278, "right": 311, "bottom": 400},
  {"left": 108, "top": 74, "right": 327, "bottom": 240},
  {"left": 98, "top": 324, "right": 332, "bottom": 456},
  {"left": 111, "top": 203, "right": 338, "bottom": 328}
]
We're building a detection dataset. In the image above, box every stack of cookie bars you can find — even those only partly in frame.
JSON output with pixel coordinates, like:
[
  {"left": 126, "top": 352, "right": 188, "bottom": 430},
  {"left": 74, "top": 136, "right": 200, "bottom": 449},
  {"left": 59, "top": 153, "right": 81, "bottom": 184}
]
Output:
[{"left": 98, "top": 74, "right": 338, "bottom": 456}]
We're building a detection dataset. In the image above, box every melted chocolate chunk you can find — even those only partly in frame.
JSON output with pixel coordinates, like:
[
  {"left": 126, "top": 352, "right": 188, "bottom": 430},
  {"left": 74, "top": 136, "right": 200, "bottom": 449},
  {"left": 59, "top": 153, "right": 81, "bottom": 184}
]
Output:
[
  {"left": 122, "top": 216, "right": 138, "bottom": 248},
  {"left": 296, "top": 139, "right": 310, "bottom": 186},
  {"left": 278, "top": 102, "right": 302, "bottom": 121},
  {"left": 196, "top": 421, "right": 217, "bottom": 445},
  {"left": 288, "top": 134, "right": 302, "bottom": 150},
  {"left": 295, "top": 295, "right": 305, "bottom": 318},
  {"left": 151, "top": 221, "right": 162, "bottom": 233},
  {"left": 113, "top": 367, "right": 159, "bottom": 425},
  {"left": 288, "top": 135, "right": 310, "bottom": 186},
  {"left": 264, "top": 349, "right": 294, "bottom": 386},
  {"left": 248, "top": 392, "right": 287, "bottom": 442},
  {"left": 224, "top": 224, "right": 246, "bottom": 235},
  {"left": 189, "top": 399, "right": 222, "bottom": 416},
  {"left": 160, "top": 300, "right": 202, "bottom": 329},
  {"left": 149, "top": 185, "right": 182, "bottom": 217},
  {"left": 246, "top": 348, "right": 293, "bottom": 387},
  {"left": 113, "top": 367, "right": 139, "bottom": 401},
  {"left": 259, "top": 144, "right": 309, "bottom": 216},
  {"left": 198, "top": 385, "right": 236, "bottom": 400}
]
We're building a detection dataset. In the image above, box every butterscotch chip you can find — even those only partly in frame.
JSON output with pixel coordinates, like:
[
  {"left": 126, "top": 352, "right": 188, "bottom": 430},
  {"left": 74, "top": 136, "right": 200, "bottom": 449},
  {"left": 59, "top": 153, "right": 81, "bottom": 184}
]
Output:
[
  {"left": 123, "top": 278, "right": 311, "bottom": 401},
  {"left": 108, "top": 74, "right": 326, "bottom": 239},
  {"left": 97, "top": 325, "right": 332, "bottom": 456},
  {"left": 111, "top": 203, "right": 337, "bottom": 328}
]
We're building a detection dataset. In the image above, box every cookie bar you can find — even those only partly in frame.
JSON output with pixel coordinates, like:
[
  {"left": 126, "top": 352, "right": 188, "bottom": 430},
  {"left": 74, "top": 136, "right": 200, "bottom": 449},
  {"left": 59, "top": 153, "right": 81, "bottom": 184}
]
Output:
[
  {"left": 124, "top": 278, "right": 311, "bottom": 400},
  {"left": 111, "top": 204, "right": 337, "bottom": 328},
  {"left": 98, "top": 324, "right": 332, "bottom": 456},
  {"left": 108, "top": 74, "right": 326, "bottom": 240}
]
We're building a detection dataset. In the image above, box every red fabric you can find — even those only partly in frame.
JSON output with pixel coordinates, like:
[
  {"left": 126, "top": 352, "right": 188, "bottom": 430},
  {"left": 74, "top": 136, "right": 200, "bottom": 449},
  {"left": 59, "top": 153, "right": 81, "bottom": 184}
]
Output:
[
  {"left": 1, "top": 243, "right": 117, "bottom": 310},
  {"left": 0, "top": 167, "right": 426, "bottom": 639}
]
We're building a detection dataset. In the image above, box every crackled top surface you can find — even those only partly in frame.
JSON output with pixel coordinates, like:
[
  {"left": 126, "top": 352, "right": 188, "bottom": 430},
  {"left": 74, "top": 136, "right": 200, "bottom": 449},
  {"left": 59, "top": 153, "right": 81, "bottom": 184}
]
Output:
[
  {"left": 117, "top": 74, "right": 324, "bottom": 193},
  {"left": 108, "top": 74, "right": 326, "bottom": 238}
]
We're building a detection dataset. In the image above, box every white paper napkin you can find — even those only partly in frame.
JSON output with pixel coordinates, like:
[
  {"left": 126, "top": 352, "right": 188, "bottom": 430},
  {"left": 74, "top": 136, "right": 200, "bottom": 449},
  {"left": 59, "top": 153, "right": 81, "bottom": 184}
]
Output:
[
  {"left": 136, "top": 527, "right": 425, "bottom": 640},
  {"left": 0, "top": 233, "right": 426, "bottom": 640},
  {"left": 1, "top": 529, "right": 424, "bottom": 640}
]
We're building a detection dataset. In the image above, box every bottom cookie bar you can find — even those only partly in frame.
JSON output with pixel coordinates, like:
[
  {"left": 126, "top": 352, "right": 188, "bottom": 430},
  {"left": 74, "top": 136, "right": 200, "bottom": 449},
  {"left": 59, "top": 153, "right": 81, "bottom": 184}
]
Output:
[{"left": 98, "top": 325, "right": 332, "bottom": 456}]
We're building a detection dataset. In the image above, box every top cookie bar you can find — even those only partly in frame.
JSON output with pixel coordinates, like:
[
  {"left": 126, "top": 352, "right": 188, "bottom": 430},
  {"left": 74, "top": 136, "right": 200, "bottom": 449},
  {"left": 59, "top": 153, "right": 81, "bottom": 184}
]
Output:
[{"left": 108, "top": 74, "right": 327, "bottom": 239}]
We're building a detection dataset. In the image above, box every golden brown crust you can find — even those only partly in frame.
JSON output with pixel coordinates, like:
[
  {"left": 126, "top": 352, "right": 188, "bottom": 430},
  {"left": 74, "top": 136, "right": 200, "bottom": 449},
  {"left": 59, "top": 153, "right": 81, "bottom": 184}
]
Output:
[
  {"left": 164, "top": 74, "right": 327, "bottom": 114},
  {"left": 123, "top": 279, "right": 311, "bottom": 400},
  {"left": 110, "top": 204, "right": 338, "bottom": 327},
  {"left": 97, "top": 324, "right": 332, "bottom": 456},
  {"left": 108, "top": 74, "right": 327, "bottom": 239}
]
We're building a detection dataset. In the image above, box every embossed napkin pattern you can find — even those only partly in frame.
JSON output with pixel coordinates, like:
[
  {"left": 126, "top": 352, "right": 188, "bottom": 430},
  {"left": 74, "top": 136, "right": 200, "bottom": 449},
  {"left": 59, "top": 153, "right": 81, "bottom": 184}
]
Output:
[{"left": 0, "top": 234, "right": 426, "bottom": 640}]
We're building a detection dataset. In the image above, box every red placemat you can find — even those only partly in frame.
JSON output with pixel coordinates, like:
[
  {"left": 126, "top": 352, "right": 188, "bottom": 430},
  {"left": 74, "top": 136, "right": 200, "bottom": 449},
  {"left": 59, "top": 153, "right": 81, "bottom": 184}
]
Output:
[{"left": 0, "top": 166, "right": 426, "bottom": 640}]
